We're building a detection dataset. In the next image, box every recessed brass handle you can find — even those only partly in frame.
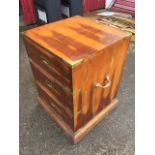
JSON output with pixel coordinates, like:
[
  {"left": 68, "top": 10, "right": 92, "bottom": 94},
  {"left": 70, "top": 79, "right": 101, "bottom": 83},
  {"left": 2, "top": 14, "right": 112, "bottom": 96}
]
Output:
[
  {"left": 40, "top": 56, "right": 50, "bottom": 67},
  {"left": 95, "top": 75, "right": 111, "bottom": 89},
  {"left": 45, "top": 80, "right": 53, "bottom": 90}
]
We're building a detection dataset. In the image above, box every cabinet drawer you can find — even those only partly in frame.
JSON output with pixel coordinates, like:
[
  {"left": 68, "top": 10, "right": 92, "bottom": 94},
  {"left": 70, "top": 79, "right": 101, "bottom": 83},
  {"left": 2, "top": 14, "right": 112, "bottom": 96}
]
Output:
[
  {"left": 30, "top": 60, "right": 73, "bottom": 108},
  {"left": 36, "top": 81, "right": 73, "bottom": 127},
  {"left": 25, "top": 37, "right": 72, "bottom": 88}
]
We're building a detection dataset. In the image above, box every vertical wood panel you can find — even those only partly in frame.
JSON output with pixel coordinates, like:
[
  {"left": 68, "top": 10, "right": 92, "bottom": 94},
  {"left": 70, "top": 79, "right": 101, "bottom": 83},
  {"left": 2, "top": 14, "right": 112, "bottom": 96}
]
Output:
[{"left": 72, "top": 37, "right": 131, "bottom": 131}]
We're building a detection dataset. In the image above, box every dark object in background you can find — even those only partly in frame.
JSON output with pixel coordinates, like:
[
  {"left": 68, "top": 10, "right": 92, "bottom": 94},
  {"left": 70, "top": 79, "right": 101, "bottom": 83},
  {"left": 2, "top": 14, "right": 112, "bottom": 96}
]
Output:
[
  {"left": 34, "top": 0, "right": 83, "bottom": 24},
  {"left": 34, "top": 0, "right": 62, "bottom": 24},
  {"left": 61, "top": 0, "right": 83, "bottom": 18}
]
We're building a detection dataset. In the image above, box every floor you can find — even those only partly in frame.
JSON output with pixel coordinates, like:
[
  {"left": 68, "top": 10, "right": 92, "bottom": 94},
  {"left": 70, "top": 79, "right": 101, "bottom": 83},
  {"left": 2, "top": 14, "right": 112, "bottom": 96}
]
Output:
[{"left": 19, "top": 19, "right": 135, "bottom": 155}]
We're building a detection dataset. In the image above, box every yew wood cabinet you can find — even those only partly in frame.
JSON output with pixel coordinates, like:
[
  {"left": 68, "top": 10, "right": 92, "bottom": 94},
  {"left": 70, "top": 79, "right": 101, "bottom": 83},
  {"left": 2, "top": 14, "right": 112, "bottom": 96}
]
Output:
[{"left": 24, "top": 16, "right": 131, "bottom": 143}]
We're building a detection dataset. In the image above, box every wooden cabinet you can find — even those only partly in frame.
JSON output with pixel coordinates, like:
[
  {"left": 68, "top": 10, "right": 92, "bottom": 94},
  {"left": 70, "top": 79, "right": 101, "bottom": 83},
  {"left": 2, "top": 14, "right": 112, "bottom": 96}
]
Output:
[{"left": 24, "top": 16, "right": 131, "bottom": 143}]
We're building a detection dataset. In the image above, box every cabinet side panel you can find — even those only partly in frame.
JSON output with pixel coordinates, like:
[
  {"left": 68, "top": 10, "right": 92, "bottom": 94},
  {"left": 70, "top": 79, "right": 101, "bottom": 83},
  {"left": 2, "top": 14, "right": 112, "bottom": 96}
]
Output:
[
  {"left": 72, "top": 36, "right": 131, "bottom": 131},
  {"left": 109, "top": 37, "right": 131, "bottom": 100}
]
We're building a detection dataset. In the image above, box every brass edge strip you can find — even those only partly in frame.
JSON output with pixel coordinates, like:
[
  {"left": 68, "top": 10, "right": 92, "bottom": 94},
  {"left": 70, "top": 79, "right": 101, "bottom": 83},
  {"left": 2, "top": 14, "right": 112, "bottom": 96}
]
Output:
[{"left": 62, "top": 59, "right": 84, "bottom": 68}]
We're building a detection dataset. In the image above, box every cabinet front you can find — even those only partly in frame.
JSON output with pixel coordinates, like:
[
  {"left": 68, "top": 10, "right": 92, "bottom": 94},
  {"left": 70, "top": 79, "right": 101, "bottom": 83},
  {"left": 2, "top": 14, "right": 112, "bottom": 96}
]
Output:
[{"left": 24, "top": 37, "right": 74, "bottom": 128}]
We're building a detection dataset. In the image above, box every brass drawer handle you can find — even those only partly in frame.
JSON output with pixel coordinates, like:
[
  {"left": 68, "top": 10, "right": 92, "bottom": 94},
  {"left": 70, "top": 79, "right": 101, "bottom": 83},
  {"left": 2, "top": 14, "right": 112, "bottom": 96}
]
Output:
[
  {"left": 95, "top": 75, "right": 111, "bottom": 89},
  {"left": 45, "top": 80, "right": 53, "bottom": 90},
  {"left": 40, "top": 56, "right": 50, "bottom": 67}
]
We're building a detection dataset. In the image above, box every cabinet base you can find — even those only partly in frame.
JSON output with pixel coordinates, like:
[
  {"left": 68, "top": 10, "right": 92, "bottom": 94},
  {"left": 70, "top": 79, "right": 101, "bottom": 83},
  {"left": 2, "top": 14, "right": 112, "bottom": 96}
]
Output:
[{"left": 37, "top": 97, "right": 118, "bottom": 144}]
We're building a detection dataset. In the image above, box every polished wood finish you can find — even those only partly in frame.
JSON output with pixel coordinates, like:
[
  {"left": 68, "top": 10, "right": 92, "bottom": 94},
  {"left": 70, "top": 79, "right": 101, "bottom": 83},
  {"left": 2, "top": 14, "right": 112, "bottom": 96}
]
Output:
[
  {"left": 24, "top": 16, "right": 131, "bottom": 143},
  {"left": 25, "top": 16, "right": 130, "bottom": 66}
]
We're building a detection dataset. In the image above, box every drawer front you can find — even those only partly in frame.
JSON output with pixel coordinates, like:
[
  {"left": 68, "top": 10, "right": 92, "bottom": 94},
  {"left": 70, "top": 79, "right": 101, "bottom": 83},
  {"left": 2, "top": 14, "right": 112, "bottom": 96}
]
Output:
[
  {"left": 30, "top": 60, "right": 73, "bottom": 108},
  {"left": 36, "top": 81, "right": 73, "bottom": 127},
  {"left": 24, "top": 37, "right": 72, "bottom": 88}
]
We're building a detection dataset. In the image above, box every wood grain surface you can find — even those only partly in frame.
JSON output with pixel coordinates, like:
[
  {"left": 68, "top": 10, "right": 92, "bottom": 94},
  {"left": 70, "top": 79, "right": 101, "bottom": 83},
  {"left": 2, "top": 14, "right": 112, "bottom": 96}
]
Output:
[
  {"left": 24, "top": 16, "right": 131, "bottom": 142},
  {"left": 72, "top": 37, "right": 131, "bottom": 131},
  {"left": 25, "top": 16, "right": 131, "bottom": 67}
]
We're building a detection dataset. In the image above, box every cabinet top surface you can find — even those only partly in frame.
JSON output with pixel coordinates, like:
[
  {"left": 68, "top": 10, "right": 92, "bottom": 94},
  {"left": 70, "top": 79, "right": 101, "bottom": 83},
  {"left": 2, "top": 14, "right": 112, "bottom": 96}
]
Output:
[{"left": 25, "top": 16, "right": 130, "bottom": 66}]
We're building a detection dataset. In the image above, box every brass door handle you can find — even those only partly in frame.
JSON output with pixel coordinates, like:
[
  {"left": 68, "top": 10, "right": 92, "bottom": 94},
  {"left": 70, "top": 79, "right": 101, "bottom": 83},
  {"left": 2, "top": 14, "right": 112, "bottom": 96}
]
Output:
[{"left": 95, "top": 75, "right": 111, "bottom": 89}]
